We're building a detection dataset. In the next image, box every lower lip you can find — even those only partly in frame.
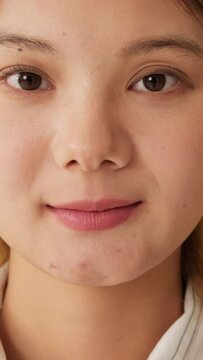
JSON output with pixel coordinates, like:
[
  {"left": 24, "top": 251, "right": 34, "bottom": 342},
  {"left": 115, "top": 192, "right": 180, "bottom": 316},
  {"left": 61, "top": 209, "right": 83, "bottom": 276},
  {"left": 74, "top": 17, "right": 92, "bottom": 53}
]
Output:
[{"left": 47, "top": 202, "right": 142, "bottom": 231}]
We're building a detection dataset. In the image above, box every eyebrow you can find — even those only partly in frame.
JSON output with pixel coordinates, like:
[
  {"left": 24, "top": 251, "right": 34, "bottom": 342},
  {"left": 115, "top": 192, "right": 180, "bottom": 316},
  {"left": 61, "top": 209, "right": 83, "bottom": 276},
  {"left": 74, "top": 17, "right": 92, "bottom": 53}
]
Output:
[
  {"left": 0, "top": 31, "right": 56, "bottom": 54},
  {"left": 118, "top": 35, "right": 203, "bottom": 60},
  {"left": 0, "top": 31, "right": 202, "bottom": 60}
]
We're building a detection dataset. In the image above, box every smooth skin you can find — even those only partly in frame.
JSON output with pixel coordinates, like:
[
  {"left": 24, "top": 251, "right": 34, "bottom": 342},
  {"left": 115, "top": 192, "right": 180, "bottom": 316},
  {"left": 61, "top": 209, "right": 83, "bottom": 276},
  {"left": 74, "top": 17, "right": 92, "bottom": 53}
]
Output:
[{"left": 0, "top": 0, "right": 202, "bottom": 359}]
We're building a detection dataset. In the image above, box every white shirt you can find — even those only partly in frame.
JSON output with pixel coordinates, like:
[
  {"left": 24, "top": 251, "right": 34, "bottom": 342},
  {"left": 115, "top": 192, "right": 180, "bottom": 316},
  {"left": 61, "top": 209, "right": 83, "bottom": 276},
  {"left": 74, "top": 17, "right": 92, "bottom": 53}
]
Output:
[{"left": 0, "top": 261, "right": 202, "bottom": 359}]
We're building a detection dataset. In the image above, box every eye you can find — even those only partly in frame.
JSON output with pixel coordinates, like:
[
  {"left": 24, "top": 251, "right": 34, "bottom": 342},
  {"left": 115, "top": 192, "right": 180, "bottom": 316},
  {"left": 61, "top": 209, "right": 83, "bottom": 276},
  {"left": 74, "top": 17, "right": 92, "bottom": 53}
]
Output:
[
  {"left": 131, "top": 73, "right": 178, "bottom": 93},
  {"left": 0, "top": 65, "right": 53, "bottom": 93},
  {"left": 7, "top": 71, "right": 51, "bottom": 91}
]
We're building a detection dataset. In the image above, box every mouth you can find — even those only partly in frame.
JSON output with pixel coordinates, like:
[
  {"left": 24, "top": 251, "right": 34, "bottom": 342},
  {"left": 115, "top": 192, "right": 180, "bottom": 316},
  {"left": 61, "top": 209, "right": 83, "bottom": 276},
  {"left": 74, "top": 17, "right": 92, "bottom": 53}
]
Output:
[{"left": 46, "top": 200, "right": 143, "bottom": 232}]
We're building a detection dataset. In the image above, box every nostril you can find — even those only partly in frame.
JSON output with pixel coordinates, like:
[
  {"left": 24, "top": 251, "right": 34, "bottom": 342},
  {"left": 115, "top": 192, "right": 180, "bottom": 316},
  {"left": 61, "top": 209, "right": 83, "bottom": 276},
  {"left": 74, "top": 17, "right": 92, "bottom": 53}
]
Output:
[
  {"left": 68, "top": 160, "right": 77, "bottom": 166},
  {"left": 103, "top": 160, "right": 122, "bottom": 170}
]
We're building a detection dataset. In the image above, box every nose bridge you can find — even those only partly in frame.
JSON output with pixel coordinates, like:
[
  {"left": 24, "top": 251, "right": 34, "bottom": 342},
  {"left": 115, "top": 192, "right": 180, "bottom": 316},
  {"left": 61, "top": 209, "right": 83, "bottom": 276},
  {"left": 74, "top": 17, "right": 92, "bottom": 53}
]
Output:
[
  {"left": 65, "top": 94, "right": 113, "bottom": 157},
  {"left": 51, "top": 81, "right": 132, "bottom": 172}
]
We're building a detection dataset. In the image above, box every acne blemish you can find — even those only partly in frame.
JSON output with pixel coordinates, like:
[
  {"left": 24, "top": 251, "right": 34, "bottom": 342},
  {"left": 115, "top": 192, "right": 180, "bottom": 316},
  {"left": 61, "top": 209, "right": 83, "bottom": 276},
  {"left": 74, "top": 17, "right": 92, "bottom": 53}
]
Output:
[
  {"left": 49, "top": 263, "right": 56, "bottom": 269},
  {"left": 62, "top": 32, "right": 66, "bottom": 36},
  {"left": 79, "top": 261, "right": 88, "bottom": 271}
]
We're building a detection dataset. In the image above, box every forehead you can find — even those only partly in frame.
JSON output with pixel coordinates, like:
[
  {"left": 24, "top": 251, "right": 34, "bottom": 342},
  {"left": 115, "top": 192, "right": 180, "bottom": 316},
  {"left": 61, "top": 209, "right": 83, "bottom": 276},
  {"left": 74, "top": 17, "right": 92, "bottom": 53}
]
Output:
[{"left": 0, "top": 0, "right": 202, "bottom": 58}]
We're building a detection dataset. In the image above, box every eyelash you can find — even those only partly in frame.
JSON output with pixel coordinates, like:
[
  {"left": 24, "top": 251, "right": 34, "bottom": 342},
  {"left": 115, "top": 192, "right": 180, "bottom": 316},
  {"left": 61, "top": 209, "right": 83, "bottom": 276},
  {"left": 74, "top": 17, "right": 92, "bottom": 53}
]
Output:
[{"left": 0, "top": 64, "right": 191, "bottom": 97}]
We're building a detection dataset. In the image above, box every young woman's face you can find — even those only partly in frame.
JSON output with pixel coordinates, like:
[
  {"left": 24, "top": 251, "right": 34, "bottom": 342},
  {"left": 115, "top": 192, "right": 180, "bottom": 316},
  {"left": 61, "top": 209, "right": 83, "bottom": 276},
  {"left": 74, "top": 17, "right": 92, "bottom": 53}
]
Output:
[{"left": 0, "top": 0, "right": 202, "bottom": 286}]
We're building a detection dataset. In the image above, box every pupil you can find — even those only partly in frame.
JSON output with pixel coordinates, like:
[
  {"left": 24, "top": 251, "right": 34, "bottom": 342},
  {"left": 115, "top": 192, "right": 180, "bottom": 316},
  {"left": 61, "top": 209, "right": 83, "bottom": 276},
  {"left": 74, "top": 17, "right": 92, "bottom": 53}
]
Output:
[
  {"left": 18, "top": 72, "right": 42, "bottom": 90},
  {"left": 143, "top": 74, "right": 166, "bottom": 92}
]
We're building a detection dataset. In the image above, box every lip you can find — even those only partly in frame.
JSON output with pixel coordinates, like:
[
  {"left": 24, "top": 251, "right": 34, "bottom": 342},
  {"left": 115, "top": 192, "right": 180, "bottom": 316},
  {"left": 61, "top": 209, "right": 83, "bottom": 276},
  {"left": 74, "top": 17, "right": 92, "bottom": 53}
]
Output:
[
  {"left": 46, "top": 199, "right": 142, "bottom": 232},
  {"left": 48, "top": 199, "right": 140, "bottom": 212}
]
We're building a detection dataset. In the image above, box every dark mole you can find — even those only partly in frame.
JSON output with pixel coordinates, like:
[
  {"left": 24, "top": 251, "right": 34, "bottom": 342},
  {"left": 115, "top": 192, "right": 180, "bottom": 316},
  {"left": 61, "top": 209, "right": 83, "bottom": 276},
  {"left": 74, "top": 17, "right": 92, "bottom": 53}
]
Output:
[
  {"left": 18, "top": 48, "right": 23, "bottom": 52},
  {"left": 49, "top": 263, "right": 56, "bottom": 269},
  {"left": 183, "top": 203, "right": 186, "bottom": 208}
]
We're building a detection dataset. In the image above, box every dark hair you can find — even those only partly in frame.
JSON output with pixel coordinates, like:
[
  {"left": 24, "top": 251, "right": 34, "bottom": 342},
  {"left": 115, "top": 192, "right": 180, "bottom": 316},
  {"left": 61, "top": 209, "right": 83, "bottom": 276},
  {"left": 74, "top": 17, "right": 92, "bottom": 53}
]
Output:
[
  {"left": 176, "top": 0, "right": 203, "bottom": 23},
  {"left": 173, "top": 0, "right": 203, "bottom": 300}
]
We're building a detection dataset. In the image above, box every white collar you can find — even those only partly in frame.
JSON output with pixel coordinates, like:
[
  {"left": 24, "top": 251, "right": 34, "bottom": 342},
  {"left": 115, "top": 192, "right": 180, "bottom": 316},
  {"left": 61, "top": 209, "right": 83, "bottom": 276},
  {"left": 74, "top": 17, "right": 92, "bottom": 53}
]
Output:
[{"left": 148, "top": 279, "right": 202, "bottom": 359}]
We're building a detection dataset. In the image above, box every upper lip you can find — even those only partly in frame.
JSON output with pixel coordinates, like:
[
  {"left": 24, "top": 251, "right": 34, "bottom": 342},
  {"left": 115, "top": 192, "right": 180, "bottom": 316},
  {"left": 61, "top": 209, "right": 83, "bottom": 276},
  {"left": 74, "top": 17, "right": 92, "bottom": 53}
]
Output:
[{"left": 48, "top": 199, "right": 141, "bottom": 212}]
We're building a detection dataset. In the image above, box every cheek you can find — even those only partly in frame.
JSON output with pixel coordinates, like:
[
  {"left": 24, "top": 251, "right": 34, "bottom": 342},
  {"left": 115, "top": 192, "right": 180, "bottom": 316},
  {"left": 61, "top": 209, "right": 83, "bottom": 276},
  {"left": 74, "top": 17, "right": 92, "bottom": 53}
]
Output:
[
  {"left": 0, "top": 106, "right": 49, "bottom": 250},
  {"left": 159, "top": 125, "right": 203, "bottom": 198},
  {"left": 127, "top": 100, "right": 203, "bottom": 230},
  {"left": 0, "top": 105, "right": 49, "bottom": 197},
  {"left": 0, "top": 131, "right": 38, "bottom": 196},
  {"left": 143, "top": 113, "right": 203, "bottom": 219}
]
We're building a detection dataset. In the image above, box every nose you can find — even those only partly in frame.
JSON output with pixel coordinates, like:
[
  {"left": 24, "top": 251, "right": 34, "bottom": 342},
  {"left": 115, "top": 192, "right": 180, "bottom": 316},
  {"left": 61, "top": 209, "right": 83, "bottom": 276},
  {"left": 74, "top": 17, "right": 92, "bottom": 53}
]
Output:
[{"left": 51, "top": 97, "right": 132, "bottom": 172}]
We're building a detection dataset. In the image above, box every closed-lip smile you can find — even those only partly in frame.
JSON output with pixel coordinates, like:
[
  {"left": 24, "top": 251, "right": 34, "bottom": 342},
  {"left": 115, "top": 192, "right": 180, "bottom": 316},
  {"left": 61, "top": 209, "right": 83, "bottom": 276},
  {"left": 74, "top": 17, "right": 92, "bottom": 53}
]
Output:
[{"left": 46, "top": 199, "right": 143, "bottom": 232}]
